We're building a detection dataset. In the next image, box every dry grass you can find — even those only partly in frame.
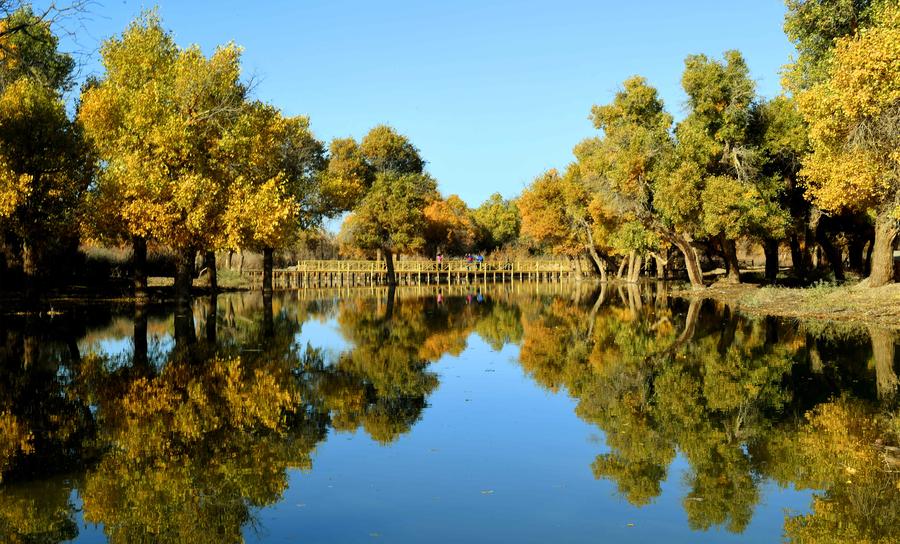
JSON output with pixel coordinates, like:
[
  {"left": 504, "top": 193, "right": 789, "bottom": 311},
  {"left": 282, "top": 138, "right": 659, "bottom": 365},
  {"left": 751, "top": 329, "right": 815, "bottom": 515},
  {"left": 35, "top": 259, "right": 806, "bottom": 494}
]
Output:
[
  {"left": 673, "top": 281, "right": 900, "bottom": 330},
  {"left": 147, "top": 269, "right": 252, "bottom": 290}
]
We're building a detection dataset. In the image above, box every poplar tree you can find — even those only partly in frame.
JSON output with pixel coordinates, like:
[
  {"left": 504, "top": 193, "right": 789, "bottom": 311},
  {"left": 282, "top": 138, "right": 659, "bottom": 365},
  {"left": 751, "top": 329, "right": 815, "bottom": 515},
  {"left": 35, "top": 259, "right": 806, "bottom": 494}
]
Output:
[
  {"left": 217, "top": 101, "right": 325, "bottom": 293},
  {"left": 79, "top": 12, "right": 245, "bottom": 303},
  {"left": 340, "top": 125, "right": 433, "bottom": 284},
  {"left": 786, "top": 1, "right": 900, "bottom": 286},
  {"left": 0, "top": 7, "right": 90, "bottom": 286}
]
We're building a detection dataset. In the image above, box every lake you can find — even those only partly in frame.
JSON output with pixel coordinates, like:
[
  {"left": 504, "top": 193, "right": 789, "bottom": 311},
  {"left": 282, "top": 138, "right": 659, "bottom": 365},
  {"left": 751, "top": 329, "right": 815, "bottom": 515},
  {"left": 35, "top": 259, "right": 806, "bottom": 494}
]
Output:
[{"left": 0, "top": 282, "right": 897, "bottom": 543}]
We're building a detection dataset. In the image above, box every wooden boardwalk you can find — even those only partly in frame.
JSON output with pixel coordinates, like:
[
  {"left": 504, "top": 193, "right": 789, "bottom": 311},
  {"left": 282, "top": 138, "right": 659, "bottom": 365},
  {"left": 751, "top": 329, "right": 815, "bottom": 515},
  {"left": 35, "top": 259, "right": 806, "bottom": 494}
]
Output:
[{"left": 242, "top": 259, "right": 577, "bottom": 289}]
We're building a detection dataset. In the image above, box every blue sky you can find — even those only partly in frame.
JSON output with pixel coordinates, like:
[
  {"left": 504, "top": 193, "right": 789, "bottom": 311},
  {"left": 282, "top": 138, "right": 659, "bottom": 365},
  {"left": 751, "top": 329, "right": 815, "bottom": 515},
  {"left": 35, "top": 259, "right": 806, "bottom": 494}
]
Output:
[{"left": 55, "top": 0, "right": 794, "bottom": 207}]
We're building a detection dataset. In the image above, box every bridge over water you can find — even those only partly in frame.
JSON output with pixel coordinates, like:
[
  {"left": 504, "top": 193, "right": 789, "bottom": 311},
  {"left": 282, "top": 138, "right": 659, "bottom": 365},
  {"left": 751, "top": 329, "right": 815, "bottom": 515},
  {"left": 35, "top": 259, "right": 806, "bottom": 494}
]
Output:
[{"left": 242, "top": 259, "right": 579, "bottom": 289}]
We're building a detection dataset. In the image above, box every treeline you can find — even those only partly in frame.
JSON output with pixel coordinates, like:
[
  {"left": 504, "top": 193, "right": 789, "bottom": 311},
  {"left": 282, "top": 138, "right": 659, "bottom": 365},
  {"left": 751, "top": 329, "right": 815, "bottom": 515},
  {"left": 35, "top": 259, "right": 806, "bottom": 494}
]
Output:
[
  {"left": 1, "top": 1, "right": 898, "bottom": 300},
  {"left": 0, "top": 6, "right": 520, "bottom": 299},
  {"left": 517, "top": 0, "right": 900, "bottom": 289}
]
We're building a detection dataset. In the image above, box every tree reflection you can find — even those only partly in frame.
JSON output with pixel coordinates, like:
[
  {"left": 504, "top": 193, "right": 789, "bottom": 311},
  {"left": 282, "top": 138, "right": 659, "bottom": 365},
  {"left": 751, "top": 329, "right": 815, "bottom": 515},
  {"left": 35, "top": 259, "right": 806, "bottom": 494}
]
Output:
[
  {"left": 0, "top": 286, "right": 898, "bottom": 542},
  {"left": 781, "top": 397, "right": 900, "bottom": 543},
  {"left": 0, "top": 478, "right": 80, "bottom": 543},
  {"left": 71, "top": 295, "right": 331, "bottom": 543},
  {"left": 303, "top": 290, "right": 492, "bottom": 443},
  {"left": 514, "top": 284, "right": 900, "bottom": 538}
]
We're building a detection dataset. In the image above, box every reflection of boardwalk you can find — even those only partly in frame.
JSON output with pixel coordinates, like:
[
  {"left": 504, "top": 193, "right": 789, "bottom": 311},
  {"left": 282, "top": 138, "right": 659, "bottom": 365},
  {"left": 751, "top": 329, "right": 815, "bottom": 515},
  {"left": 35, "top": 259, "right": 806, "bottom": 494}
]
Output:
[
  {"left": 242, "top": 259, "right": 578, "bottom": 289},
  {"left": 269, "top": 281, "right": 586, "bottom": 302}
]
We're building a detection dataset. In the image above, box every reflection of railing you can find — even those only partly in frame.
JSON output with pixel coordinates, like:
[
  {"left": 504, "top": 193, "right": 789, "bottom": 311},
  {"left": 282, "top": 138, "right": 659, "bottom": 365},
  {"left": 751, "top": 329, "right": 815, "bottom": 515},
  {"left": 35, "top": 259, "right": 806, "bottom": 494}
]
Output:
[{"left": 241, "top": 259, "right": 578, "bottom": 289}]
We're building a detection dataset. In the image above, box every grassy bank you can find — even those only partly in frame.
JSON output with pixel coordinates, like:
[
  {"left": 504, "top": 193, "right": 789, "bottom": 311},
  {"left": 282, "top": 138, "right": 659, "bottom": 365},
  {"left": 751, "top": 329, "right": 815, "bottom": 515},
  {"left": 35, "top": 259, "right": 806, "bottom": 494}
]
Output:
[
  {"left": 148, "top": 269, "right": 253, "bottom": 291},
  {"left": 673, "top": 281, "right": 900, "bottom": 330}
]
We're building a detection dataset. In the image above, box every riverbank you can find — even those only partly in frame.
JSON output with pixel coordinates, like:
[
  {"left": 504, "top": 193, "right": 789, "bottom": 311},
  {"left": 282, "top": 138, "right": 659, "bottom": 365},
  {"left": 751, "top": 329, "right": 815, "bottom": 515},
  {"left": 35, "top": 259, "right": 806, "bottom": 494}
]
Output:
[
  {"left": 673, "top": 281, "right": 900, "bottom": 330},
  {"left": 0, "top": 270, "right": 254, "bottom": 313}
]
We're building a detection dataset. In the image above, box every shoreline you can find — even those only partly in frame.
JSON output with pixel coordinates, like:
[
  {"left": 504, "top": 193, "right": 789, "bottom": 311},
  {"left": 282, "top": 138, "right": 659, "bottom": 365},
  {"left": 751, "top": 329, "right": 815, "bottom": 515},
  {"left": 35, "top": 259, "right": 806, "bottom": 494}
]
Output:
[
  {"left": 672, "top": 281, "right": 900, "bottom": 331},
  {"left": 5, "top": 276, "right": 900, "bottom": 331}
]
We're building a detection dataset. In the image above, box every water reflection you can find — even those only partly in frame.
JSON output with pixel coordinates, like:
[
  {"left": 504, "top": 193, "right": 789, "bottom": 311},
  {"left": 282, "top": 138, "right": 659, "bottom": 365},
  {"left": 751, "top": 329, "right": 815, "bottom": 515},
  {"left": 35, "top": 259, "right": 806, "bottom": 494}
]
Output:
[{"left": 0, "top": 283, "right": 898, "bottom": 542}]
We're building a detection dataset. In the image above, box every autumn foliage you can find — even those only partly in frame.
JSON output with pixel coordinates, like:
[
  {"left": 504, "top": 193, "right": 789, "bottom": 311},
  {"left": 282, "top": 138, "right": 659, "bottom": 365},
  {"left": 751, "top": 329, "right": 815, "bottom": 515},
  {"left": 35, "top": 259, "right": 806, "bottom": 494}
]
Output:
[{"left": 1, "top": 1, "right": 899, "bottom": 294}]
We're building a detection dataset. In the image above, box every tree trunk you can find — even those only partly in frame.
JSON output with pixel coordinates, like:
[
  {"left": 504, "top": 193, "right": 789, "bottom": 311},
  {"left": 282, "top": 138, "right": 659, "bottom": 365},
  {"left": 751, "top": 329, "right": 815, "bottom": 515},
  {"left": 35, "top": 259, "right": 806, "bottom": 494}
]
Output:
[
  {"left": 205, "top": 294, "right": 217, "bottom": 345},
  {"left": 616, "top": 256, "right": 627, "bottom": 280},
  {"left": 580, "top": 220, "right": 605, "bottom": 281},
  {"left": 205, "top": 250, "right": 218, "bottom": 292},
  {"left": 587, "top": 284, "right": 605, "bottom": 338},
  {"left": 629, "top": 254, "right": 642, "bottom": 283},
  {"left": 815, "top": 220, "right": 845, "bottom": 281},
  {"left": 262, "top": 247, "right": 274, "bottom": 293},
  {"left": 384, "top": 249, "right": 397, "bottom": 286},
  {"left": 627, "top": 283, "right": 642, "bottom": 313},
  {"left": 385, "top": 285, "right": 396, "bottom": 320},
  {"left": 722, "top": 238, "right": 741, "bottom": 283},
  {"left": 763, "top": 238, "right": 779, "bottom": 284},
  {"left": 869, "top": 325, "right": 898, "bottom": 399},
  {"left": 586, "top": 246, "right": 607, "bottom": 282},
  {"left": 263, "top": 291, "right": 274, "bottom": 339},
  {"left": 133, "top": 303, "right": 148, "bottom": 369},
  {"left": 788, "top": 233, "right": 809, "bottom": 278},
  {"left": 238, "top": 250, "right": 245, "bottom": 274},
  {"left": 848, "top": 236, "right": 866, "bottom": 275},
  {"left": 133, "top": 236, "right": 148, "bottom": 300},
  {"left": 22, "top": 239, "right": 37, "bottom": 278},
  {"left": 626, "top": 251, "right": 636, "bottom": 282},
  {"left": 22, "top": 239, "right": 38, "bottom": 299},
  {"left": 654, "top": 254, "right": 666, "bottom": 279},
  {"left": 677, "top": 298, "right": 701, "bottom": 345},
  {"left": 174, "top": 248, "right": 196, "bottom": 349},
  {"left": 670, "top": 232, "right": 704, "bottom": 289},
  {"left": 866, "top": 213, "right": 898, "bottom": 287},
  {"left": 574, "top": 256, "right": 584, "bottom": 279},
  {"left": 865, "top": 240, "right": 874, "bottom": 275},
  {"left": 654, "top": 280, "right": 667, "bottom": 307}
]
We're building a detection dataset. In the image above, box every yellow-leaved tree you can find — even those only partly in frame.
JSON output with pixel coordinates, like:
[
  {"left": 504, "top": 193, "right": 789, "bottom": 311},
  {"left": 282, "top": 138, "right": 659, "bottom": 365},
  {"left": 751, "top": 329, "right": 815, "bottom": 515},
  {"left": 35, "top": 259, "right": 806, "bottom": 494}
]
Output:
[
  {"left": 423, "top": 194, "right": 478, "bottom": 256},
  {"left": 79, "top": 11, "right": 245, "bottom": 302},
  {"left": 789, "top": 2, "right": 900, "bottom": 286},
  {"left": 217, "top": 101, "right": 325, "bottom": 292},
  {"left": 0, "top": 7, "right": 90, "bottom": 286}
]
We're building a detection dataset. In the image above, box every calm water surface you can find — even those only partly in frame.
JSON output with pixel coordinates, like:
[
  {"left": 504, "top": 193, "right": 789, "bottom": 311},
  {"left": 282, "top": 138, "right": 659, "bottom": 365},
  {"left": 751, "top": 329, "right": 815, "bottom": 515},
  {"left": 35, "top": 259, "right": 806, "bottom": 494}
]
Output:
[{"left": 0, "top": 283, "right": 897, "bottom": 543}]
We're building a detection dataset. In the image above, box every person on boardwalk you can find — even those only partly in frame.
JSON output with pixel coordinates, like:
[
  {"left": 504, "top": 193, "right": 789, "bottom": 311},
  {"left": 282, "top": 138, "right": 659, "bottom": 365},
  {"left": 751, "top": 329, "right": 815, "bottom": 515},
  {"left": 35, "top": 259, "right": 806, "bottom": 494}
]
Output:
[
  {"left": 466, "top": 253, "right": 473, "bottom": 269},
  {"left": 476, "top": 254, "right": 484, "bottom": 270},
  {"left": 437, "top": 252, "right": 443, "bottom": 270}
]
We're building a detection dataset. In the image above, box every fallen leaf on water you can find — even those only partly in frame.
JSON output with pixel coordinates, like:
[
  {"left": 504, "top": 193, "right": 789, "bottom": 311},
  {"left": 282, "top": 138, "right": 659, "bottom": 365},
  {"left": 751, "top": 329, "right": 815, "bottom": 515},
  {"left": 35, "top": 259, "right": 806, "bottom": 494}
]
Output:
[{"left": 480, "top": 490, "right": 494, "bottom": 495}]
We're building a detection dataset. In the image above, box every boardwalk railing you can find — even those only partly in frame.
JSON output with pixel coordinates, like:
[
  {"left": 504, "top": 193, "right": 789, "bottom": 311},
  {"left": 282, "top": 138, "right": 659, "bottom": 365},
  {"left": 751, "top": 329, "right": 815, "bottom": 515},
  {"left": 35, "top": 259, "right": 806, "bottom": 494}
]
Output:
[{"left": 242, "top": 259, "right": 577, "bottom": 289}]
